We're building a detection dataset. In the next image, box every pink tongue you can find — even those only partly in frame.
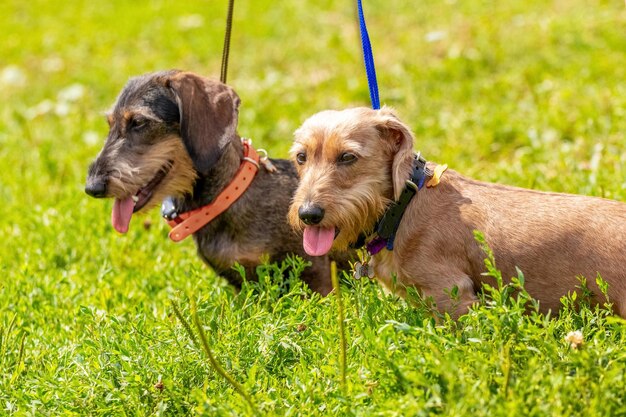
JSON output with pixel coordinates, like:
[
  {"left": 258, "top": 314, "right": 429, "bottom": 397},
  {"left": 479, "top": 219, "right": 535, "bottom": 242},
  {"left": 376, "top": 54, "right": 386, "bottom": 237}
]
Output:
[
  {"left": 111, "top": 197, "right": 135, "bottom": 233},
  {"left": 303, "top": 226, "right": 336, "bottom": 256}
]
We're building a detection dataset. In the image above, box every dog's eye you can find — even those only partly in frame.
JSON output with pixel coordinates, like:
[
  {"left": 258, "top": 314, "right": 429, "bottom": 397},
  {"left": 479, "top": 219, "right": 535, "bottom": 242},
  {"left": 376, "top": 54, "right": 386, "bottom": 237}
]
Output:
[
  {"left": 338, "top": 152, "right": 357, "bottom": 165},
  {"left": 296, "top": 152, "right": 307, "bottom": 165},
  {"left": 129, "top": 118, "right": 148, "bottom": 131}
]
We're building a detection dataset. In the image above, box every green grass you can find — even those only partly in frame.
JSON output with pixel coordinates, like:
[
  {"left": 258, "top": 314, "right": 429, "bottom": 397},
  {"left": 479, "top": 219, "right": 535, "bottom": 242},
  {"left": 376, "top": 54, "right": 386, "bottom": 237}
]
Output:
[{"left": 2, "top": 0, "right": 626, "bottom": 415}]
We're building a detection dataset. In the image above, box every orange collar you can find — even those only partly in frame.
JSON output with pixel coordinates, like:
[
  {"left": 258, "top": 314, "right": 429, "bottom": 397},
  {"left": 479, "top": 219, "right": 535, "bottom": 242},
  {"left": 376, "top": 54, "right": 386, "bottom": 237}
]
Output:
[{"left": 166, "top": 139, "right": 260, "bottom": 242}]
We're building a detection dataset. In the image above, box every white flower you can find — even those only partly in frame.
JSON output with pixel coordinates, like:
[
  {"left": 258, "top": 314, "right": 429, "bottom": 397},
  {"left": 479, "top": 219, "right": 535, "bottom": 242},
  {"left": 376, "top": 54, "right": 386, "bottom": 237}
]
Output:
[
  {"left": 0, "top": 65, "right": 26, "bottom": 87},
  {"left": 565, "top": 330, "right": 584, "bottom": 349},
  {"left": 54, "top": 101, "right": 70, "bottom": 116},
  {"left": 425, "top": 30, "right": 447, "bottom": 43},
  {"left": 177, "top": 14, "right": 204, "bottom": 30},
  {"left": 42, "top": 57, "right": 65, "bottom": 73},
  {"left": 58, "top": 84, "right": 85, "bottom": 102},
  {"left": 83, "top": 130, "right": 100, "bottom": 146},
  {"left": 25, "top": 99, "right": 54, "bottom": 119}
]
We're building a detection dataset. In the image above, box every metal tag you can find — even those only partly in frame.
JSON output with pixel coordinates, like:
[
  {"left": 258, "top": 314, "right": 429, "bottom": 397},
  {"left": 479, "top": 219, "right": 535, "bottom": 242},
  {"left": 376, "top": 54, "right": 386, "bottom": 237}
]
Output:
[{"left": 353, "top": 262, "right": 375, "bottom": 279}]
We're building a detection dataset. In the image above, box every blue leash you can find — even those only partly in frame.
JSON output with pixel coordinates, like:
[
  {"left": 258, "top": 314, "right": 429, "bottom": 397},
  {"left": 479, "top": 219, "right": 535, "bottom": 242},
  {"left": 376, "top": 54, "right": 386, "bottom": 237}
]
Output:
[{"left": 357, "top": 0, "right": 380, "bottom": 110}]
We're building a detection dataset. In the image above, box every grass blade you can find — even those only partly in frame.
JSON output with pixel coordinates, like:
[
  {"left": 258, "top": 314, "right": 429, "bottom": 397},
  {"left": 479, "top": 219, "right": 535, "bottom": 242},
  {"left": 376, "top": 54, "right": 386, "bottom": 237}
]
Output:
[
  {"left": 172, "top": 298, "right": 261, "bottom": 416},
  {"left": 331, "top": 261, "right": 347, "bottom": 393}
]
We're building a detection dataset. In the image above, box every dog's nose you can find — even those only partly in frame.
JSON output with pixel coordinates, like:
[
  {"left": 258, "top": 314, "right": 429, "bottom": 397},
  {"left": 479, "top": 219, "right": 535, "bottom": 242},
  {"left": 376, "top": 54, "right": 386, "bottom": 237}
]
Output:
[
  {"left": 299, "top": 203, "right": 325, "bottom": 225},
  {"left": 85, "top": 178, "right": 107, "bottom": 198}
]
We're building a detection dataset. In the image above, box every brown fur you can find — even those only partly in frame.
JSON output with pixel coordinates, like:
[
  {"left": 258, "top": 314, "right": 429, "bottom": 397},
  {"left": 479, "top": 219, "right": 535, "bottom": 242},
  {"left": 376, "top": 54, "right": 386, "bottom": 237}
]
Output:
[{"left": 289, "top": 107, "right": 626, "bottom": 317}]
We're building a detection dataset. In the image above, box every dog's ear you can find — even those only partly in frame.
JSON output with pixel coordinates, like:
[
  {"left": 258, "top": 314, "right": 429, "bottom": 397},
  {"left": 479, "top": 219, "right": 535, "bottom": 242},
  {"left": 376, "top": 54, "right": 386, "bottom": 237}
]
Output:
[
  {"left": 376, "top": 107, "right": 415, "bottom": 200},
  {"left": 166, "top": 72, "right": 241, "bottom": 175}
]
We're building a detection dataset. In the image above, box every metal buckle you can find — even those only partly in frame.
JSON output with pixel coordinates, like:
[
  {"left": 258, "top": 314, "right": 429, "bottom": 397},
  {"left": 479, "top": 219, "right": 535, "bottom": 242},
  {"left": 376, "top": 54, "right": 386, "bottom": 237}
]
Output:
[{"left": 243, "top": 157, "right": 260, "bottom": 168}]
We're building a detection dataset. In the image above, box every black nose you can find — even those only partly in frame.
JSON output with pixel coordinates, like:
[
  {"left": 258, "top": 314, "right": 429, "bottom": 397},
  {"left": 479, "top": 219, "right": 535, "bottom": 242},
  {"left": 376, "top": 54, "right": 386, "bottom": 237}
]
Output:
[
  {"left": 85, "top": 178, "right": 107, "bottom": 198},
  {"left": 298, "top": 203, "right": 325, "bottom": 225}
]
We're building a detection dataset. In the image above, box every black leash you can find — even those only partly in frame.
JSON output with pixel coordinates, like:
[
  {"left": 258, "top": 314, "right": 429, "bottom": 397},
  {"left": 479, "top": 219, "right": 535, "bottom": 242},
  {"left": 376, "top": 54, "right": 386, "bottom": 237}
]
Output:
[
  {"left": 351, "top": 154, "right": 430, "bottom": 254},
  {"left": 220, "top": 0, "right": 235, "bottom": 83},
  {"left": 161, "top": 0, "right": 234, "bottom": 222}
]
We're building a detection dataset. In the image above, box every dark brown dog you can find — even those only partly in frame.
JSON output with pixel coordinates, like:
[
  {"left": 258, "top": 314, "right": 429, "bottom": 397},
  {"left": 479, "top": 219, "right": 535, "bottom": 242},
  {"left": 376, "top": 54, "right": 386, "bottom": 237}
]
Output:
[
  {"left": 85, "top": 70, "right": 346, "bottom": 294},
  {"left": 288, "top": 107, "right": 626, "bottom": 317}
]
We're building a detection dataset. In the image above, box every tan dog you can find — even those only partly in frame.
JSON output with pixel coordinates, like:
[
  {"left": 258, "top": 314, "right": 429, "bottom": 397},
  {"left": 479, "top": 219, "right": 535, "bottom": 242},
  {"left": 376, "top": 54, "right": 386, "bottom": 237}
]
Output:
[{"left": 288, "top": 107, "right": 626, "bottom": 317}]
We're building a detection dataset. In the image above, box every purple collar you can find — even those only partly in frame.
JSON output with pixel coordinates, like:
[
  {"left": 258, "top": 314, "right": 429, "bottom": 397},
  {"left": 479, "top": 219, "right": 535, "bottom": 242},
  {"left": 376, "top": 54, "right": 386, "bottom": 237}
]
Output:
[{"left": 365, "top": 236, "right": 388, "bottom": 255}]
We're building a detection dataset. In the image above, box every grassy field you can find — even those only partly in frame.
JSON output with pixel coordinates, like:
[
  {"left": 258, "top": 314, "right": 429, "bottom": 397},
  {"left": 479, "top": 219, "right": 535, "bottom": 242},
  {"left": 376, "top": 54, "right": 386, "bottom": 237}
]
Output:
[{"left": 2, "top": 0, "right": 626, "bottom": 415}]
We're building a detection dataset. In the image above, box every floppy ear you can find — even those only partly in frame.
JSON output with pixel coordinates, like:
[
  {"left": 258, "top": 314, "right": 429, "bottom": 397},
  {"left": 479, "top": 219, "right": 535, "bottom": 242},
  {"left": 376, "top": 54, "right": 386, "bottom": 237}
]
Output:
[
  {"left": 376, "top": 107, "right": 415, "bottom": 200},
  {"left": 166, "top": 72, "right": 241, "bottom": 175}
]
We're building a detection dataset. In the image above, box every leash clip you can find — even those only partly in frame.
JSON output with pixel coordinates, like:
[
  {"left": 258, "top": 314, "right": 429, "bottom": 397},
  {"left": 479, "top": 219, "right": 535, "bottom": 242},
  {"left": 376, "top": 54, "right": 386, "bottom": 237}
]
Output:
[
  {"left": 257, "top": 148, "right": 277, "bottom": 173},
  {"left": 161, "top": 196, "right": 179, "bottom": 221}
]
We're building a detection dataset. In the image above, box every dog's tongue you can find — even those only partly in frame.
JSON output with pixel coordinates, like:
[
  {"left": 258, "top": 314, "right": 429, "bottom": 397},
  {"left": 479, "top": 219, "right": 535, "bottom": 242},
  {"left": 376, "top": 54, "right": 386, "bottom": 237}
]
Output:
[
  {"left": 111, "top": 197, "right": 134, "bottom": 234},
  {"left": 303, "top": 226, "right": 336, "bottom": 256}
]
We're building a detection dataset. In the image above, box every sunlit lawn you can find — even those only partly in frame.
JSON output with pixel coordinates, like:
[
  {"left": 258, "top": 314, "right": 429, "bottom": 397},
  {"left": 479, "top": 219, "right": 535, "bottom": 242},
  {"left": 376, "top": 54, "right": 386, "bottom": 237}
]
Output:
[{"left": 1, "top": 0, "right": 626, "bottom": 415}]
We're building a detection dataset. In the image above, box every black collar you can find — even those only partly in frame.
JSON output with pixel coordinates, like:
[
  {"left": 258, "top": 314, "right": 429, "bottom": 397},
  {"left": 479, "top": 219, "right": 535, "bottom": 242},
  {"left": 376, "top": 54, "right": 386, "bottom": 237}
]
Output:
[{"left": 352, "top": 153, "right": 430, "bottom": 254}]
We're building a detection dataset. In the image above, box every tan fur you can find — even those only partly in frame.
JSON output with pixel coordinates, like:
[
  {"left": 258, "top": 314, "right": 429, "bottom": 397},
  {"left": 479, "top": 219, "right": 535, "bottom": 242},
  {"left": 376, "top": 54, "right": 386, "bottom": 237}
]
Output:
[{"left": 289, "top": 107, "right": 626, "bottom": 318}]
